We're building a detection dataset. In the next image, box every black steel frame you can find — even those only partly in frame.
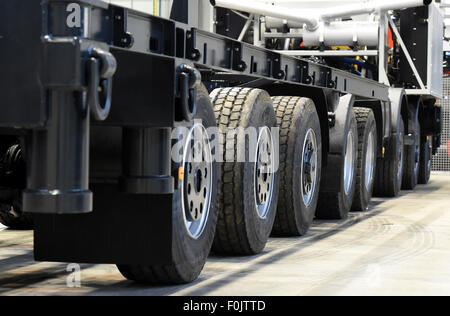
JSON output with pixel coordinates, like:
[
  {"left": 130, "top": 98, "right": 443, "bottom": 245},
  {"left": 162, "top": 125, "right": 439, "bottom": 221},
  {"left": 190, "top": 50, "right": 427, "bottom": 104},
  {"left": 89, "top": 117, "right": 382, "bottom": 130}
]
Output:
[{"left": 0, "top": 0, "right": 439, "bottom": 265}]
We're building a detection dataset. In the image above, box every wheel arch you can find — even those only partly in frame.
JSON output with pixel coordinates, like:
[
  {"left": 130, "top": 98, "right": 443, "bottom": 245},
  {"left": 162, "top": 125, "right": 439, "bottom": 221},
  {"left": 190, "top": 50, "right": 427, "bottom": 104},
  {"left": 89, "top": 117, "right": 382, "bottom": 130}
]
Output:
[
  {"left": 389, "top": 88, "right": 410, "bottom": 135},
  {"left": 320, "top": 93, "right": 355, "bottom": 193},
  {"left": 353, "top": 99, "right": 386, "bottom": 158},
  {"left": 418, "top": 97, "right": 437, "bottom": 135},
  {"left": 406, "top": 95, "right": 422, "bottom": 135}
]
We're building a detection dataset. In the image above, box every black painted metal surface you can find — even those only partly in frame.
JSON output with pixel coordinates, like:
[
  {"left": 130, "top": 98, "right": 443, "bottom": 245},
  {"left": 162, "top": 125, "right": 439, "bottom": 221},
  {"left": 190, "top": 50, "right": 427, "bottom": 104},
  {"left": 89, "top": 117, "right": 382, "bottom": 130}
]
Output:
[{"left": 0, "top": 0, "right": 439, "bottom": 266}]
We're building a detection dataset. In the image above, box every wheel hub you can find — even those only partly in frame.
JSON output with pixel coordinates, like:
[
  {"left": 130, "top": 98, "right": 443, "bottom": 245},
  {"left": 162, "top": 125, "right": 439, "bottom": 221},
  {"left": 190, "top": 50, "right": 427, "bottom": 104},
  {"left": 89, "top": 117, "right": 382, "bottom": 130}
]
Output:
[
  {"left": 344, "top": 130, "right": 355, "bottom": 195},
  {"left": 182, "top": 124, "right": 212, "bottom": 239},
  {"left": 301, "top": 129, "right": 318, "bottom": 206},
  {"left": 254, "top": 127, "right": 275, "bottom": 219},
  {"left": 427, "top": 138, "right": 432, "bottom": 171},
  {"left": 365, "top": 130, "right": 376, "bottom": 190},
  {"left": 414, "top": 128, "right": 420, "bottom": 175},
  {"left": 398, "top": 129, "right": 404, "bottom": 181}
]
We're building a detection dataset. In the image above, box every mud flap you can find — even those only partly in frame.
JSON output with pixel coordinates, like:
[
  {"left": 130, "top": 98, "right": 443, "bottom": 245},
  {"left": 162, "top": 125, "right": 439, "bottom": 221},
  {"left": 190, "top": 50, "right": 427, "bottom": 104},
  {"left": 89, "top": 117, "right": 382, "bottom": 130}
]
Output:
[{"left": 34, "top": 184, "right": 174, "bottom": 266}]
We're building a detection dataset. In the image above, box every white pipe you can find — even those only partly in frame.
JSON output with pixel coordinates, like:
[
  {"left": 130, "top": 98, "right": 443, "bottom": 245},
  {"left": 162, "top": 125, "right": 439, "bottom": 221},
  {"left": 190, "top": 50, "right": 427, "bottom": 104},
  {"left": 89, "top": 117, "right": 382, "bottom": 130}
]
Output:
[
  {"left": 265, "top": 16, "right": 305, "bottom": 29},
  {"left": 303, "top": 21, "right": 380, "bottom": 47},
  {"left": 281, "top": 50, "right": 379, "bottom": 57},
  {"left": 321, "top": 0, "right": 432, "bottom": 20},
  {"left": 238, "top": 14, "right": 254, "bottom": 41},
  {"left": 211, "top": 0, "right": 320, "bottom": 30},
  {"left": 211, "top": 0, "right": 431, "bottom": 31}
]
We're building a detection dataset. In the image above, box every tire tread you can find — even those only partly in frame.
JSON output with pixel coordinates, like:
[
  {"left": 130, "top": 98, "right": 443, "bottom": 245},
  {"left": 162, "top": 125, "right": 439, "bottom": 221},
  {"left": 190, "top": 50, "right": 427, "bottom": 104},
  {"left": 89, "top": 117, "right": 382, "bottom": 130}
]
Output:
[
  {"left": 271, "top": 96, "right": 316, "bottom": 236},
  {"left": 211, "top": 88, "right": 256, "bottom": 255},
  {"left": 352, "top": 107, "right": 376, "bottom": 211},
  {"left": 0, "top": 209, "right": 33, "bottom": 230}
]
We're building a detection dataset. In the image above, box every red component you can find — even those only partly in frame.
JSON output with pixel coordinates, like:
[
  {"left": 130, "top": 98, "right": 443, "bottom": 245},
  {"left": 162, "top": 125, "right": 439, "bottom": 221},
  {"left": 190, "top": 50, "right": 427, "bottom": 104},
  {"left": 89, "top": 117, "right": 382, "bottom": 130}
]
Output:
[
  {"left": 388, "top": 28, "right": 394, "bottom": 49},
  {"left": 447, "top": 140, "right": 450, "bottom": 158},
  {"left": 388, "top": 28, "right": 394, "bottom": 48}
]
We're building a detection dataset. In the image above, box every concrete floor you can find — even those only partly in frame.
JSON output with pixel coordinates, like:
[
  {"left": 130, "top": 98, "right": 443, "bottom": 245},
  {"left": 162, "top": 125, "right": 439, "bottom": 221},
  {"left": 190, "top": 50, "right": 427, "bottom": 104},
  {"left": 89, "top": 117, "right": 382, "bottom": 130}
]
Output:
[{"left": 1, "top": 173, "right": 449, "bottom": 296}]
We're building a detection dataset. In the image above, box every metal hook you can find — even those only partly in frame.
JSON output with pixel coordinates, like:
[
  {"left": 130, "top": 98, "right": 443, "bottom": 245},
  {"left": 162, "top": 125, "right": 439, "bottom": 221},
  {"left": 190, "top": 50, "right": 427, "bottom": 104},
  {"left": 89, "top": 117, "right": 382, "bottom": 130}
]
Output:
[{"left": 88, "top": 47, "right": 117, "bottom": 121}]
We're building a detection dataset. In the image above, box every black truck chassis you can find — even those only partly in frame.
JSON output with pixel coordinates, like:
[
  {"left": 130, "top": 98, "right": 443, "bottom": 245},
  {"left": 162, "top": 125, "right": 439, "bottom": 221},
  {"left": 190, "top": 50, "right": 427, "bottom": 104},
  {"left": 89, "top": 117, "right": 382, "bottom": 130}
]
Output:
[{"left": 0, "top": 0, "right": 442, "bottom": 278}]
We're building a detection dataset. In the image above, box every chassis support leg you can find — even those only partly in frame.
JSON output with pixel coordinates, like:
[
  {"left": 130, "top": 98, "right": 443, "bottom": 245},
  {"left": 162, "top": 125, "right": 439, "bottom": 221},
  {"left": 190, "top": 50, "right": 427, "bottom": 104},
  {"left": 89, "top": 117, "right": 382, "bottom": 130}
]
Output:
[{"left": 23, "top": 91, "right": 92, "bottom": 214}]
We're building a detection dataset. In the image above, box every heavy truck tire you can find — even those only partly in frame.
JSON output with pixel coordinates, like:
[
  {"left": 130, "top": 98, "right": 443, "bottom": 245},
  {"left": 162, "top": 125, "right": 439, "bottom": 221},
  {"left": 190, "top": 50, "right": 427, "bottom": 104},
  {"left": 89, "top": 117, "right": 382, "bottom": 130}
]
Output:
[
  {"left": 418, "top": 134, "right": 432, "bottom": 185},
  {"left": 402, "top": 118, "right": 421, "bottom": 190},
  {"left": 211, "top": 88, "right": 279, "bottom": 255},
  {"left": 0, "top": 206, "right": 33, "bottom": 230},
  {"left": 352, "top": 108, "right": 377, "bottom": 212},
  {"left": 271, "top": 97, "right": 322, "bottom": 236},
  {"left": 374, "top": 118, "right": 405, "bottom": 197},
  {"left": 0, "top": 144, "right": 32, "bottom": 230},
  {"left": 117, "top": 84, "right": 219, "bottom": 284},
  {"left": 316, "top": 111, "right": 358, "bottom": 220}
]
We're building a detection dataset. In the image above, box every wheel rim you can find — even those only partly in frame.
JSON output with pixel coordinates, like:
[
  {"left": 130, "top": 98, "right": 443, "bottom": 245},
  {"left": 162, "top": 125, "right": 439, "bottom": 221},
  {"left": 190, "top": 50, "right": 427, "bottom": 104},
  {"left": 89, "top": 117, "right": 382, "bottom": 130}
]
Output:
[
  {"left": 254, "top": 127, "right": 275, "bottom": 219},
  {"left": 344, "top": 131, "right": 355, "bottom": 195},
  {"left": 301, "top": 129, "right": 318, "bottom": 207},
  {"left": 365, "top": 129, "right": 376, "bottom": 191},
  {"left": 398, "top": 129, "right": 404, "bottom": 181},
  {"left": 181, "top": 123, "right": 213, "bottom": 239},
  {"left": 414, "top": 126, "right": 420, "bottom": 176},
  {"left": 427, "top": 138, "right": 432, "bottom": 172}
]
